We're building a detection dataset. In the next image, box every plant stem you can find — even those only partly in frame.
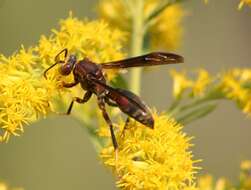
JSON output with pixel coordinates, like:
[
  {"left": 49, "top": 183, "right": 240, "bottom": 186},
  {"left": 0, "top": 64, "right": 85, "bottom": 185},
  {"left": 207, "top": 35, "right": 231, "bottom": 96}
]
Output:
[
  {"left": 170, "top": 89, "right": 224, "bottom": 117},
  {"left": 129, "top": 0, "right": 144, "bottom": 94},
  {"left": 176, "top": 103, "right": 217, "bottom": 125}
]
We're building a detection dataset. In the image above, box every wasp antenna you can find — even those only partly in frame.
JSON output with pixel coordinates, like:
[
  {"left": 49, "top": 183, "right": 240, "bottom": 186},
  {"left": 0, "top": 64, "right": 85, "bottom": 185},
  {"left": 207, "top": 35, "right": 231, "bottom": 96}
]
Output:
[
  {"left": 55, "top": 48, "right": 68, "bottom": 62},
  {"left": 43, "top": 62, "right": 59, "bottom": 79}
]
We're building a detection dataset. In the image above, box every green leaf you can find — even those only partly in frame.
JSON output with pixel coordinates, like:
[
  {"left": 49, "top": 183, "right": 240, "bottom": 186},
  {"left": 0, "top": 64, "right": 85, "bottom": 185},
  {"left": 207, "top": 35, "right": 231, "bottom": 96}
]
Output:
[
  {"left": 176, "top": 104, "right": 217, "bottom": 125},
  {"left": 242, "top": 82, "right": 251, "bottom": 89}
]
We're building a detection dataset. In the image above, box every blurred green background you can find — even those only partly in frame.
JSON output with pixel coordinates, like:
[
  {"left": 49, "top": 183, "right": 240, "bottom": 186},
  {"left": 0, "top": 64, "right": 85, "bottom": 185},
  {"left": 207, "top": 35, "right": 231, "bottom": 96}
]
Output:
[{"left": 0, "top": 0, "right": 250, "bottom": 189}]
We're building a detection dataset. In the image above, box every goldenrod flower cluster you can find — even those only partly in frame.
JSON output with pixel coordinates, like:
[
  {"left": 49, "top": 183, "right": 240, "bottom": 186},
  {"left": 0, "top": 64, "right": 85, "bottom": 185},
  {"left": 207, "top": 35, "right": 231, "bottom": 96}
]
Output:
[
  {"left": 220, "top": 69, "right": 251, "bottom": 115},
  {"left": 194, "top": 160, "right": 251, "bottom": 190},
  {"left": 0, "top": 182, "right": 23, "bottom": 190},
  {"left": 0, "top": 47, "right": 53, "bottom": 142},
  {"left": 170, "top": 69, "right": 211, "bottom": 99},
  {"left": 0, "top": 14, "right": 125, "bottom": 142},
  {"left": 239, "top": 0, "right": 251, "bottom": 9},
  {"left": 205, "top": 0, "right": 251, "bottom": 9},
  {"left": 148, "top": 4, "right": 184, "bottom": 50},
  {"left": 100, "top": 113, "right": 199, "bottom": 190},
  {"left": 196, "top": 175, "right": 227, "bottom": 190},
  {"left": 37, "top": 14, "right": 125, "bottom": 80},
  {"left": 169, "top": 69, "right": 251, "bottom": 116},
  {"left": 98, "top": 0, "right": 184, "bottom": 50}
]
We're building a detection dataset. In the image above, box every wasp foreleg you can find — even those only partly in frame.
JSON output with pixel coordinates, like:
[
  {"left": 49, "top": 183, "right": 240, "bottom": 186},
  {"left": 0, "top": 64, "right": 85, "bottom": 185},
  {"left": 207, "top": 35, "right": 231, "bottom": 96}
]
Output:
[
  {"left": 62, "top": 81, "right": 79, "bottom": 88},
  {"left": 65, "top": 91, "right": 92, "bottom": 115}
]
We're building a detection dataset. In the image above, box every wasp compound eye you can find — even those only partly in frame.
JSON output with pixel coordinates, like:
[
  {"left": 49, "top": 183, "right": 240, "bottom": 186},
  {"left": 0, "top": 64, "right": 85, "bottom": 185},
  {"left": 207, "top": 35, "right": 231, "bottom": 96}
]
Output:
[
  {"left": 59, "top": 55, "right": 77, "bottom": 75},
  {"left": 59, "top": 63, "right": 73, "bottom": 75}
]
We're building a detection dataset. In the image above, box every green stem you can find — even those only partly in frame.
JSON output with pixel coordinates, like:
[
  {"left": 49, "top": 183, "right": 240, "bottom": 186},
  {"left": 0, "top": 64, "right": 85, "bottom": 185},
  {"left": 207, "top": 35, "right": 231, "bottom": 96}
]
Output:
[
  {"left": 176, "top": 104, "right": 217, "bottom": 125},
  {"left": 170, "top": 89, "right": 224, "bottom": 117},
  {"left": 129, "top": 0, "right": 144, "bottom": 94},
  {"left": 128, "top": 0, "right": 184, "bottom": 94},
  {"left": 167, "top": 98, "right": 181, "bottom": 112}
]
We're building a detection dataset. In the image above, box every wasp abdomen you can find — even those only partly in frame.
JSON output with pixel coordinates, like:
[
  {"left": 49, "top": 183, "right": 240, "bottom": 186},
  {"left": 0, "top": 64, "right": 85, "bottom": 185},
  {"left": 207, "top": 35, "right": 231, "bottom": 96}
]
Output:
[{"left": 108, "top": 88, "right": 154, "bottom": 129}]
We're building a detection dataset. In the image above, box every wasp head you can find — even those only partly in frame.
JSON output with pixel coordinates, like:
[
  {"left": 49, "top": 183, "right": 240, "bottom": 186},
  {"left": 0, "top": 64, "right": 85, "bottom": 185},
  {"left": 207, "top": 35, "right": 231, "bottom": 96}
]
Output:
[
  {"left": 43, "top": 48, "right": 77, "bottom": 79},
  {"left": 59, "top": 54, "right": 77, "bottom": 75}
]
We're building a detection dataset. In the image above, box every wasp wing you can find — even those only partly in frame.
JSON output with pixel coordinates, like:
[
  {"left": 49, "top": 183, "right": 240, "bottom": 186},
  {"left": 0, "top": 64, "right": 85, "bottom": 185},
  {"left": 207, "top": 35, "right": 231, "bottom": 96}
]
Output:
[
  {"left": 87, "top": 75, "right": 154, "bottom": 128},
  {"left": 101, "top": 52, "right": 183, "bottom": 69}
]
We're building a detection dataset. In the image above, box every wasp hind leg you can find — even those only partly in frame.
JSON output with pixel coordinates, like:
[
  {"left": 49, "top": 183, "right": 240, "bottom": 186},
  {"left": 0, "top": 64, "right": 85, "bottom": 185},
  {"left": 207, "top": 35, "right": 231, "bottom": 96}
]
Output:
[
  {"left": 97, "top": 96, "right": 120, "bottom": 173},
  {"left": 97, "top": 97, "right": 118, "bottom": 150},
  {"left": 120, "top": 117, "right": 133, "bottom": 138}
]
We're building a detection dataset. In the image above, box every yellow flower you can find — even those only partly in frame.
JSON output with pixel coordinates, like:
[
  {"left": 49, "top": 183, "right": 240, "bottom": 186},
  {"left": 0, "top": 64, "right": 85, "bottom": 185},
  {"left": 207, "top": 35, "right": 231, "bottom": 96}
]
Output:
[
  {"left": 0, "top": 49, "right": 51, "bottom": 142},
  {"left": 100, "top": 113, "right": 199, "bottom": 190},
  {"left": 205, "top": 0, "right": 251, "bottom": 9},
  {"left": 215, "top": 178, "right": 226, "bottom": 190},
  {"left": 220, "top": 69, "right": 251, "bottom": 116},
  {"left": 149, "top": 3, "right": 184, "bottom": 50},
  {"left": 0, "top": 14, "right": 125, "bottom": 142},
  {"left": 0, "top": 183, "right": 7, "bottom": 190},
  {"left": 0, "top": 182, "right": 23, "bottom": 190},
  {"left": 197, "top": 175, "right": 227, "bottom": 190},
  {"left": 98, "top": 0, "right": 131, "bottom": 31},
  {"left": 98, "top": 0, "right": 184, "bottom": 51},
  {"left": 239, "top": 0, "right": 251, "bottom": 9},
  {"left": 241, "top": 160, "right": 251, "bottom": 170},
  {"left": 239, "top": 160, "right": 251, "bottom": 190},
  {"left": 169, "top": 68, "right": 251, "bottom": 117},
  {"left": 221, "top": 72, "right": 244, "bottom": 99},
  {"left": 192, "top": 69, "right": 212, "bottom": 97},
  {"left": 184, "top": 186, "right": 198, "bottom": 190},
  {"left": 243, "top": 101, "right": 251, "bottom": 115},
  {"left": 198, "top": 175, "right": 213, "bottom": 190},
  {"left": 170, "top": 70, "right": 194, "bottom": 98},
  {"left": 232, "top": 68, "right": 251, "bottom": 82},
  {"left": 240, "top": 169, "right": 251, "bottom": 189},
  {"left": 37, "top": 13, "right": 126, "bottom": 80},
  {"left": 195, "top": 161, "right": 251, "bottom": 190}
]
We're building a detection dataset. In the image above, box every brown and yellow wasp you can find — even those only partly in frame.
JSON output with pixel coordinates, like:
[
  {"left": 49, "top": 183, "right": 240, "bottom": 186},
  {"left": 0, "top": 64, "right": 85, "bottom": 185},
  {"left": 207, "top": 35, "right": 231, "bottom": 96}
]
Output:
[{"left": 44, "top": 48, "right": 183, "bottom": 154}]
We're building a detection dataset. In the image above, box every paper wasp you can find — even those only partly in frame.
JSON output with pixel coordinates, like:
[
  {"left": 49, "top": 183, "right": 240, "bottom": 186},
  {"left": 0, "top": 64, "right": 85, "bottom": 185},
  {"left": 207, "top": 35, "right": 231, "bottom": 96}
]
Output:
[{"left": 44, "top": 48, "right": 183, "bottom": 156}]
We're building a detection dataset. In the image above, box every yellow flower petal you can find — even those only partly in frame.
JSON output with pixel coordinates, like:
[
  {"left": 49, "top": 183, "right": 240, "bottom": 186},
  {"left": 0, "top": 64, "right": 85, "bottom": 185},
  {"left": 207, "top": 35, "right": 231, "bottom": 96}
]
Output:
[
  {"left": 149, "top": 4, "right": 184, "bottom": 50},
  {"left": 192, "top": 69, "right": 212, "bottom": 97},
  {"left": 241, "top": 160, "right": 251, "bottom": 170},
  {"left": 170, "top": 70, "right": 194, "bottom": 98}
]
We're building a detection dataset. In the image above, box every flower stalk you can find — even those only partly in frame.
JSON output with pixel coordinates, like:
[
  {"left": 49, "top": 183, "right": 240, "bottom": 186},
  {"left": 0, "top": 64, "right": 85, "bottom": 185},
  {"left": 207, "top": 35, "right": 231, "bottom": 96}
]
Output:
[
  {"left": 129, "top": 0, "right": 144, "bottom": 94},
  {"left": 129, "top": 0, "right": 184, "bottom": 94}
]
